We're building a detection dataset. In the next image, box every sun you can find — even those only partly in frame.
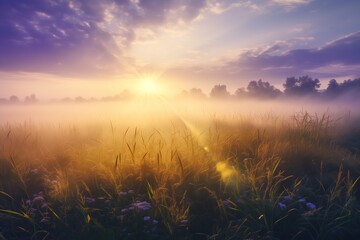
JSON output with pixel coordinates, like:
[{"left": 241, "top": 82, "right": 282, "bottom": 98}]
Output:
[{"left": 140, "top": 78, "right": 161, "bottom": 95}]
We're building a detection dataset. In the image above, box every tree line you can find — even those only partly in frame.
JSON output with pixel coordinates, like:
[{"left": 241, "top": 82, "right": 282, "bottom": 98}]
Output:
[
  {"left": 181, "top": 76, "right": 360, "bottom": 100},
  {"left": 2, "top": 76, "right": 360, "bottom": 104}
]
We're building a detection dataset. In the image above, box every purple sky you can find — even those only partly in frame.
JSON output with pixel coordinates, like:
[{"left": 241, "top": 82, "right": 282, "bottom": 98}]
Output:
[{"left": 0, "top": 0, "right": 360, "bottom": 97}]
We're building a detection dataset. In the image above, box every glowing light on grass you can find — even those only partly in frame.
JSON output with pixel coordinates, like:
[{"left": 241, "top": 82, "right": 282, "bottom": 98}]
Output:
[{"left": 216, "top": 161, "right": 238, "bottom": 186}]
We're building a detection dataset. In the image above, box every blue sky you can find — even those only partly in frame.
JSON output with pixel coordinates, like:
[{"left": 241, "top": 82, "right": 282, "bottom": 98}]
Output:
[{"left": 0, "top": 0, "right": 359, "bottom": 97}]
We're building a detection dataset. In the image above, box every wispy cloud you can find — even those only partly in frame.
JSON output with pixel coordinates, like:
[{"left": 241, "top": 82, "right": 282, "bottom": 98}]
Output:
[
  {"left": 0, "top": 0, "right": 209, "bottom": 76},
  {"left": 234, "top": 32, "right": 360, "bottom": 70}
]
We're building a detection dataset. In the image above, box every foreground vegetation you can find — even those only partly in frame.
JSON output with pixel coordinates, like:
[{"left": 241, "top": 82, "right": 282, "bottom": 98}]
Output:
[{"left": 0, "top": 111, "right": 359, "bottom": 240}]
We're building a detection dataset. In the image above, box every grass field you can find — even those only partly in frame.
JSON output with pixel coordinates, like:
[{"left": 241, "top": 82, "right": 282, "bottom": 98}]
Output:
[{"left": 0, "top": 102, "right": 360, "bottom": 240}]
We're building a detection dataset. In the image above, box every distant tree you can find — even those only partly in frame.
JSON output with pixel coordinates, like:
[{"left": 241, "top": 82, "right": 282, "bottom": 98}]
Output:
[
  {"left": 102, "top": 90, "right": 133, "bottom": 102},
  {"left": 75, "top": 96, "right": 85, "bottom": 102},
  {"left": 0, "top": 98, "right": 7, "bottom": 104},
  {"left": 324, "top": 78, "right": 360, "bottom": 98},
  {"left": 283, "top": 76, "right": 320, "bottom": 96},
  {"left": 340, "top": 78, "right": 360, "bottom": 92},
  {"left": 25, "top": 94, "right": 37, "bottom": 103},
  {"left": 234, "top": 87, "right": 247, "bottom": 98},
  {"left": 247, "top": 79, "right": 281, "bottom": 98},
  {"left": 9, "top": 95, "right": 19, "bottom": 103},
  {"left": 324, "top": 79, "right": 340, "bottom": 97},
  {"left": 188, "top": 88, "right": 207, "bottom": 99},
  {"left": 210, "top": 84, "right": 230, "bottom": 99},
  {"left": 61, "top": 97, "right": 72, "bottom": 102}
]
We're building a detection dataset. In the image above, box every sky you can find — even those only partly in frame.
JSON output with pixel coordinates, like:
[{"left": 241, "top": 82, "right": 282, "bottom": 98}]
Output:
[{"left": 0, "top": 0, "right": 360, "bottom": 98}]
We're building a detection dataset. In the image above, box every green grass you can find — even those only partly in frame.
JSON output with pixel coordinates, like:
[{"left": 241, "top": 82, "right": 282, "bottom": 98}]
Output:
[{"left": 0, "top": 112, "right": 359, "bottom": 239}]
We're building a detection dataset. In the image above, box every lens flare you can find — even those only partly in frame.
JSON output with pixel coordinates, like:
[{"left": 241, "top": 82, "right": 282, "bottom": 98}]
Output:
[{"left": 216, "top": 161, "right": 238, "bottom": 185}]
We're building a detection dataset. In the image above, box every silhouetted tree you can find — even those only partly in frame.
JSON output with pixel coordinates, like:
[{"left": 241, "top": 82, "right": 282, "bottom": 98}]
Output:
[
  {"left": 234, "top": 87, "right": 247, "bottom": 99},
  {"left": 247, "top": 79, "right": 281, "bottom": 98},
  {"left": 210, "top": 84, "right": 230, "bottom": 99},
  {"left": 61, "top": 97, "right": 72, "bottom": 102},
  {"left": 324, "top": 78, "right": 360, "bottom": 98},
  {"left": 25, "top": 94, "right": 37, "bottom": 103},
  {"left": 189, "top": 88, "right": 207, "bottom": 99},
  {"left": 102, "top": 90, "right": 133, "bottom": 102},
  {"left": 283, "top": 76, "right": 320, "bottom": 96},
  {"left": 324, "top": 79, "right": 340, "bottom": 97},
  {"left": 340, "top": 78, "right": 360, "bottom": 92},
  {"left": 75, "top": 96, "right": 85, "bottom": 102},
  {"left": 9, "top": 95, "right": 19, "bottom": 103}
]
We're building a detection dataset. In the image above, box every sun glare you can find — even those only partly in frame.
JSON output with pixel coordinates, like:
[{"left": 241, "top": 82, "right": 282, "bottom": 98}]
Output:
[{"left": 139, "top": 78, "right": 161, "bottom": 95}]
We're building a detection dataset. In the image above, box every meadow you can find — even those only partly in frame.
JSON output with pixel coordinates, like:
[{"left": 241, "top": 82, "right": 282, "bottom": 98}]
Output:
[{"left": 0, "top": 100, "right": 359, "bottom": 240}]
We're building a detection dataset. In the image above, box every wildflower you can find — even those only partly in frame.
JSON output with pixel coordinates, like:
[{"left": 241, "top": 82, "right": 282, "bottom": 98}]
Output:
[
  {"left": 128, "top": 206, "right": 135, "bottom": 211},
  {"left": 302, "top": 210, "right": 315, "bottom": 217},
  {"left": 85, "top": 197, "right": 96, "bottom": 204},
  {"left": 278, "top": 202, "right": 286, "bottom": 209},
  {"left": 118, "top": 191, "right": 127, "bottom": 196},
  {"left": 40, "top": 217, "right": 50, "bottom": 224},
  {"left": 51, "top": 180, "right": 58, "bottom": 185},
  {"left": 29, "top": 208, "right": 37, "bottom": 217},
  {"left": 30, "top": 208, "right": 37, "bottom": 213},
  {"left": 30, "top": 169, "right": 39, "bottom": 174},
  {"left": 306, "top": 202, "right": 316, "bottom": 210},
  {"left": 282, "top": 195, "right": 292, "bottom": 200},
  {"left": 32, "top": 195, "right": 44, "bottom": 203},
  {"left": 298, "top": 198, "right": 306, "bottom": 203},
  {"left": 41, "top": 203, "right": 49, "bottom": 210},
  {"left": 222, "top": 200, "right": 230, "bottom": 207},
  {"left": 152, "top": 220, "right": 158, "bottom": 225},
  {"left": 121, "top": 208, "right": 128, "bottom": 213},
  {"left": 25, "top": 199, "right": 32, "bottom": 206},
  {"left": 128, "top": 190, "right": 135, "bottom": 194},
  {"left": 180, "top": 220, "right": 188, "bottom": 224},
  {"left": 132, "top": 201, "right": 152, "bottom": 211},
  {"left": 144, "top": 216, "right": 151, "bottom": 221}
]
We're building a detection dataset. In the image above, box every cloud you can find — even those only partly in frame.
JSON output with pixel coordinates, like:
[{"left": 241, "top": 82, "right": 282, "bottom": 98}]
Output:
[
  {"left": 271, "top": 0, "right": 312, "bottom": 10},
  {"left": 272, "top": 0, "right": 312, "bottom": 5},
  {"left": 229, "top": 32, "right": 360, "bottom": 79},
  {"left": 0, "top": 0, "right": 208, "bottom": 77}
]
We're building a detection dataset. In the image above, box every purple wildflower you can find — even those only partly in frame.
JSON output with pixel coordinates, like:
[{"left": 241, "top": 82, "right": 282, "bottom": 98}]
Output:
[
  {"left": 180, "top": 219, "right": 188, "bottom": 224},
  {"left": 143, "top": 216, "right": 151, "bottom": 221},
  {"left": 306, "top": 202, "right": 316, "bottom": 210},
  {"left": 85, "top": 197, "right": 96, "bottom": 204},
  {"left": 298, "top": 198, "right": 306, "bottom": 203},
  {"left": 118, "top": 191, "right": 127, "bottom": 196},
  {"left": 40, "top": 218, "right": 50, "bottom": 224},
  {"left": 51, "top": 180, "right": 58, "bottom": 185},
  {"left": 132, "top": 201, "right": 152, "bottom": 211},
  {"left": 32, "top": 195, "right": 44, "bottom": 203},
  {"left": 278, "top": 202, "right": 286, "bottom": 209},
  {"left": 30, "top": 169, "right": 39, "bottom": 174},
  {"left": 222, "top": 200, "right": 230, "bottom": 207},
  {"left": 152, "top": 220, "right": 158, "bottom": 225},
  {"left": 41, "top": 203, "right": 49, "bottom": 210},
  {"left": 282, "top": 195, "right": 292, "bottom": 200}
]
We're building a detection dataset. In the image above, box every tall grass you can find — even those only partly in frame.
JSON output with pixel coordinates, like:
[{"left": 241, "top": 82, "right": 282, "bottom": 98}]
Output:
[{"left": 0, "top": 112, "right": 359, "bottom": 239}]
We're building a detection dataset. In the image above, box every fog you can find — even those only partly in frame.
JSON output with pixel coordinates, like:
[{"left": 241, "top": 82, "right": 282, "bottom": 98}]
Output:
[{"left": 1, "top": 98, "right": 359, "bottom": 129}]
